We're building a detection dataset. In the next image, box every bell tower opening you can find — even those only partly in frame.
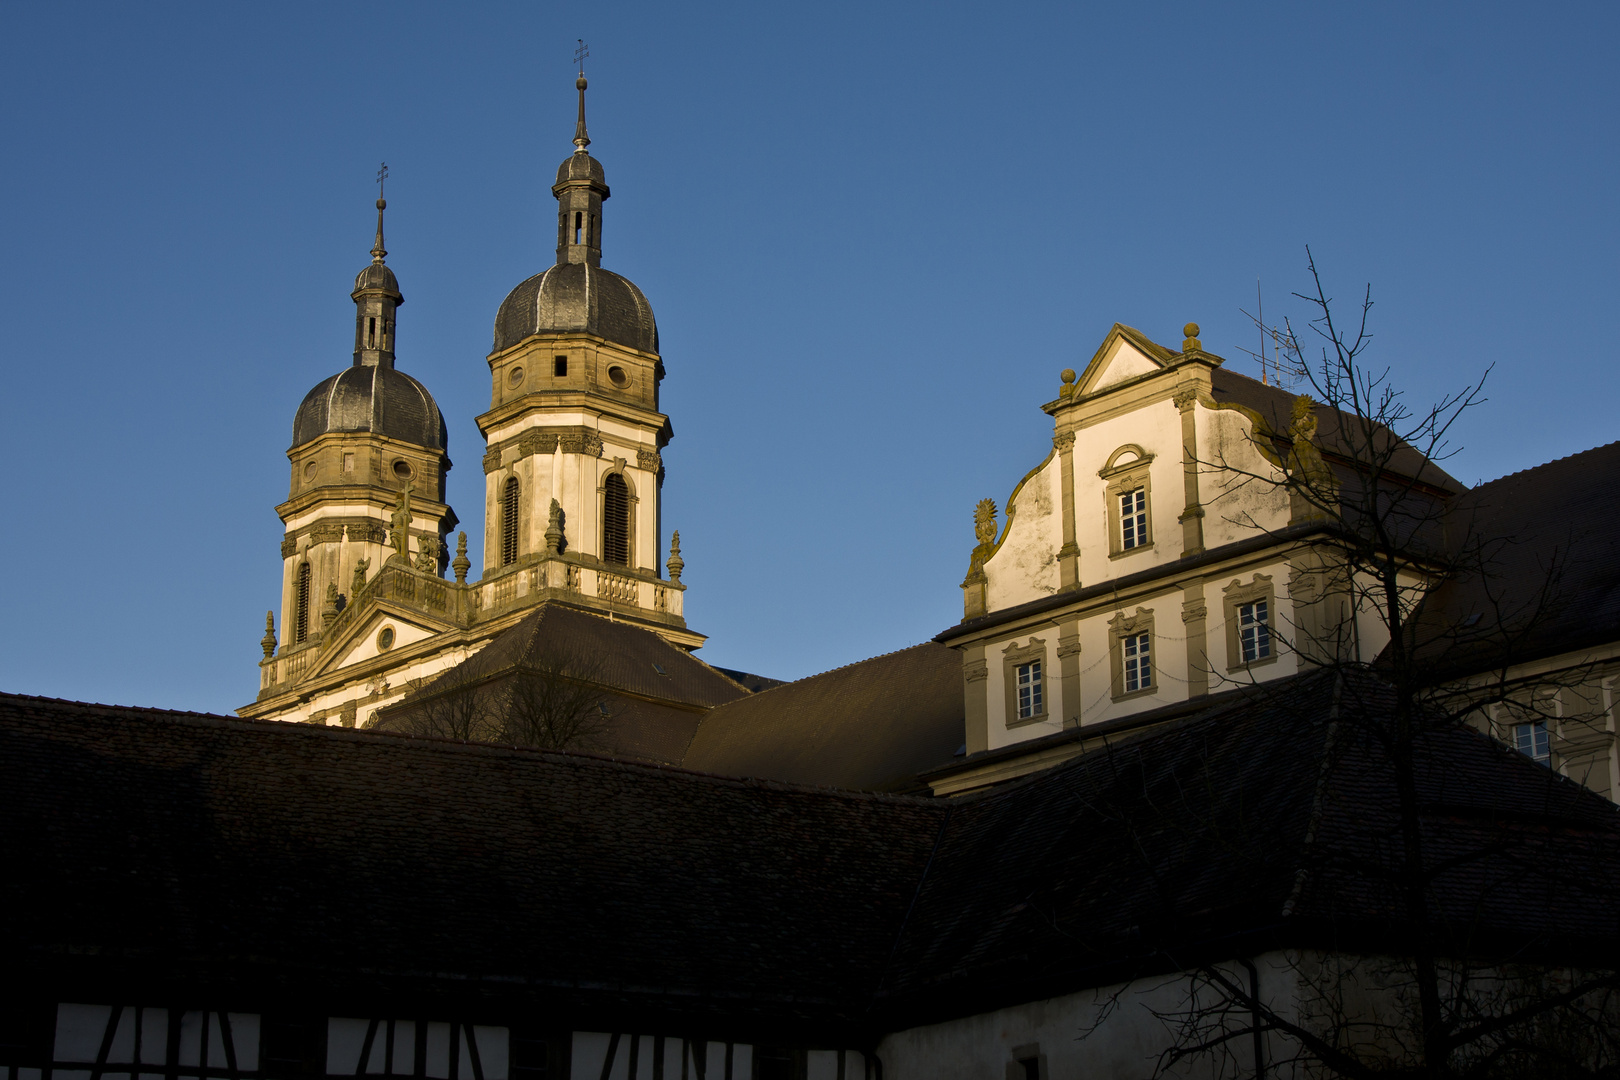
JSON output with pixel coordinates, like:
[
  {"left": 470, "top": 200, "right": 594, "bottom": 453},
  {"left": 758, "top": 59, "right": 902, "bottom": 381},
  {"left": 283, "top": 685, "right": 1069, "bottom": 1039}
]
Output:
[
  {"left": 603, "top": 474, "right": 629, "bottom": 566},
  {"left": 501, "top": 476, "right": 521, "bottom": 566}
]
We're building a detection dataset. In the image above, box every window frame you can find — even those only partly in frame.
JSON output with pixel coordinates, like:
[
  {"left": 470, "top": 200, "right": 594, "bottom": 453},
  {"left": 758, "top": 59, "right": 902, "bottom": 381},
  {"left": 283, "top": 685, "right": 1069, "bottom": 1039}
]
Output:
[
  {"left": 1001, "top": 637, "right": 1050, "bottom": 729},
  {"left": 1514, "top": 719, "right": 1552, "bottom": 766},
  {"left": 1099, "top": 446, "right": 1156, "bottom": 560},
  {"left": 599, "top": 468, "right": 636, "bottom": 569},
  {"left": 1108, "top": 608, "right": 1157, "bottom": 701},
  {"left": 501, "top": 475, "right": 521, "bottom": 567},
  {"left": 1222, "top": 574, "right": 1278, "bottom": 672}
]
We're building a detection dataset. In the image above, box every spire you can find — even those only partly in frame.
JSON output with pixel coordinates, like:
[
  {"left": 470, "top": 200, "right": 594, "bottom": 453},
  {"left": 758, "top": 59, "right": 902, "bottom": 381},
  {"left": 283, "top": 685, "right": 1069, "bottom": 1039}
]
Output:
[
  {"left": 553, "top": 52, "right": 610, "bottom": 268},
  {"left": 352, "top": 164, "right": 403, "bottom": 368},
  {"left": 573, "top": 39, "right": 591, "bottom": 153},
  {"left": 372, "top": 162, "right": 389, "bottom": 262}
]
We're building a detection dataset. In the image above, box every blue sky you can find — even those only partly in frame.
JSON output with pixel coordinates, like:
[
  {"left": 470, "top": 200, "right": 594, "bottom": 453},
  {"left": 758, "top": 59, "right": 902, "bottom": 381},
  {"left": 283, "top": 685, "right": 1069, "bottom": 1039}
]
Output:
[{"left": 1, "top": 2, "right": 1615, "bottom": 712}]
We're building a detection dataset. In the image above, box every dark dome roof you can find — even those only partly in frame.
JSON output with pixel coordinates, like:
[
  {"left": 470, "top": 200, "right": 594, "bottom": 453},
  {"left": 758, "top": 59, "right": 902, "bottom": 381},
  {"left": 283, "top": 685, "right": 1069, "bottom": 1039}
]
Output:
[
  {"left": 555, "top": 152, "right": 606, "bottom": 188},
  {"left": 493, "top": 262, "right": 658, "bottom": 355},
  {"left": 353, "top": 261, "right": 400, "bottom": 297},
  {"left": 292, "top": 365, "right": 447, "bottom": 451}
]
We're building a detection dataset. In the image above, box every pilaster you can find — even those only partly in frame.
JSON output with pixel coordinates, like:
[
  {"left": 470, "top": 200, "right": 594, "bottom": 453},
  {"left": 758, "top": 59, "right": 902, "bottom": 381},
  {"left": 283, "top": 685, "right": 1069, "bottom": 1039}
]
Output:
[
  {"left": 1055, "top": 431, "right": 1080, "bottom": 589},
  {"left": 1057, "top": 620, "right": 1082, "bottom": 727},
  {"left": 1174, "top": 385, "right": 1206, "bottom": 556},
  {"left": 1181, "top": 581, "right": 1210, "bottom": 698},
  {"left": 963, "top": 645, "right": 990, "bottom": 754}
]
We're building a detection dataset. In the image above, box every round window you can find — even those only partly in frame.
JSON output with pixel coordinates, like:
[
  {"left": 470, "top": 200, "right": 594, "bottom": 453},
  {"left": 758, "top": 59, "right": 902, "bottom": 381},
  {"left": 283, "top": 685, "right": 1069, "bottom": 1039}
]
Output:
[
  {"left": 376, "top": 626, "right": 395, "bottom": 651},
  {"left": 507, "top": 366, "right": 525, "bottom": 388},
  {"left": 392, "top": 459, "right": 414, "bottom": 480},
  {"left": 608, "top": 365, "right": 630, "bottom": 388},
  {"left": 303, "top": 460, "right": 317, "bottom": 480}
]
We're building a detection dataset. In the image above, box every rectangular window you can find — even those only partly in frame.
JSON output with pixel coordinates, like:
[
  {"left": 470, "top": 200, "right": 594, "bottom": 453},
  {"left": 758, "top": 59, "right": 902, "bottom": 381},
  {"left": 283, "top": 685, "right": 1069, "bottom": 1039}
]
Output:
[
  {"left": 554, "top": 355, "right": 568, "bottom": 377},
  {"left": 1016, "top": 660, "right": 1043, "bottom": 719},
  {"left": 1514, "top": 720, "right": 1551, "bottom": 766},
  {"left": 1238, "top": 599, "right": 1270, "bottom": 662},
  {"left": 1120, "top": 487, "right": 1148, "bottom": 549},
  {"left": 1123, "top": 632, "right": 1151, "bottom": 692}
]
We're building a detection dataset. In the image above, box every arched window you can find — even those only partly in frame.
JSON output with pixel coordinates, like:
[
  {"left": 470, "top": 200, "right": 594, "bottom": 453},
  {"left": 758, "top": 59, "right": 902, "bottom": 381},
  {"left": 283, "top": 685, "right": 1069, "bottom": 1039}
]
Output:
[
  {"left": 603, "top": 473, "right": 630, "bottom": 566},
  {"left": 501, "top": 477, "right": 520, "bottom": 566},
  {"left": 294, "top": 562, "right": 311, "bottom": 644}
]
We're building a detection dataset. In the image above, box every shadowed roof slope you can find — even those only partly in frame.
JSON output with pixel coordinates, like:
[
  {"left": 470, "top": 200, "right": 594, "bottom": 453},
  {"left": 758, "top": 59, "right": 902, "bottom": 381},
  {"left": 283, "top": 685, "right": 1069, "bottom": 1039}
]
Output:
[
  {"left": 1404, "top": 440, "right": 1620, "bottom": 677},
  {"left": 4, "top": 669, "right": 1616, "bottom": 1037},
  {"left": 682, "top": 643, "right": 965, "bottom": 792},
  {"left": 1210, "top": 365, "right": 1465, "bottom": 493},
  {"left": 379, "top": 602, "right": 747, "bottom": 761}
]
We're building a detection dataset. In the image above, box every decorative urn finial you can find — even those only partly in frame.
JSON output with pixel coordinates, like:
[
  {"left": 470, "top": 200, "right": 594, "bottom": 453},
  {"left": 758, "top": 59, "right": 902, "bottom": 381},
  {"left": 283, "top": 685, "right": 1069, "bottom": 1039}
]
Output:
[
  {"left": 545, "top": 499, "right": 565, "bottom": 555},
  {"left": 666, "top": 530, "right": 684, "bottom": 583},
  {"left": 261, "top": 611, "right": 277, "bottom": 658},
  {"left": 452, "top": 531, "right": 471, "bottom": 583}
]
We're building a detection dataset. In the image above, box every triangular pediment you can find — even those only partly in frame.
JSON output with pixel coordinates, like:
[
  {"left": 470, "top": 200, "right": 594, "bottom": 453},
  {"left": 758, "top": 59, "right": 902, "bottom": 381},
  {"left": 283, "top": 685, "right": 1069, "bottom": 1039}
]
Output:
[
  {"left": 1075, "top": 324, "right": 1180, "bottom": 396},
  {"left": 307, "top": 602, "right": 456, "bottom": 681}
]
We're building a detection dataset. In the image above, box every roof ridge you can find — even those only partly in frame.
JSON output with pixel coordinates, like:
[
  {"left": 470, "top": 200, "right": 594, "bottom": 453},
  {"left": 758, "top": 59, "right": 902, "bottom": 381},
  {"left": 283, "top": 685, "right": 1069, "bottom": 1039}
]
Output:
[
  {"left": 727, "top": 641, "right": 945, "bottom": 703},
  {"left": 0, "top": 689, "right": 244, "bottom": 722},
  {"left": 1470, "top": 439, "right": 1620, "bottom": 490},
  {"left": 1, "top": 690, "right": 945, "bottom": 806}
]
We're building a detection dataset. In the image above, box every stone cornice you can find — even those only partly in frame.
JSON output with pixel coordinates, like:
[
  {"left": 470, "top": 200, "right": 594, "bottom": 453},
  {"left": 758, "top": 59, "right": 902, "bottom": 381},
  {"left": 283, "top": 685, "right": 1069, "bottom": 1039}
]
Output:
[{"left": 476, "top": 391, "right": 671, "bottom": 444}]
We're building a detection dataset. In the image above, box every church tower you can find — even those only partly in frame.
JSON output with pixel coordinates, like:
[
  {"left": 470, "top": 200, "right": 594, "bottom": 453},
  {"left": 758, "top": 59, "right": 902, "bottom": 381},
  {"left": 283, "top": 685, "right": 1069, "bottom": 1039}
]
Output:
[
  {"left": 273, "top": 198, "right": 457, "bottom": 655},
  {"left": 479, "top": 70, "right": 695, "bottom": 646}
]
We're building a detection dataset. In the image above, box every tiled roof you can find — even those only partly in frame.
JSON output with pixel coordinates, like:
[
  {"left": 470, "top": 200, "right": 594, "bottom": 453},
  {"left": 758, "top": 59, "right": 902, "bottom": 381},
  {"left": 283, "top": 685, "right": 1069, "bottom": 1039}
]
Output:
[
  {"left": 1405, "top": 440, "right": 1620, "bottom": 676},
  {"left": 1210, "top": 366, "right": 1466, "bottom": 493},
  {"left": 380, "top": 602, "right": 747, "bottom": 761},
  {"left": 682, "top": 644, "right": 965, "bottom": 793},
  {"left": 4, "top": 668, "right": 1616, "bottom": 1037}
]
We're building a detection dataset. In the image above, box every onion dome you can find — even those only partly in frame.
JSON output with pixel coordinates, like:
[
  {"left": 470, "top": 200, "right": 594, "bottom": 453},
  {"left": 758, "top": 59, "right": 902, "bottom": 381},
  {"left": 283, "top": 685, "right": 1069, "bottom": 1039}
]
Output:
[
  {"left": 292, "top": 366, "right": 447, "bottom": 451},
  {"left": 491, "top": 72, "right": 658, "bottom": 357},
  {"left": 290, "top": 196, "right": 448, "bottom": 452},
  {"left": 493, "top": 263, "right": 657, "bottom": 355}
]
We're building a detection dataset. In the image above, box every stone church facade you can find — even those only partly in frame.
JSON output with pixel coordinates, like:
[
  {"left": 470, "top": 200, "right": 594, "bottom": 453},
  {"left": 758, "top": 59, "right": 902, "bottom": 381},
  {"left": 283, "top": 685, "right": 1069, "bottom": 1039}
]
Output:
[{"left": 242, "top": 74, "right": 708, "bottom": 737}]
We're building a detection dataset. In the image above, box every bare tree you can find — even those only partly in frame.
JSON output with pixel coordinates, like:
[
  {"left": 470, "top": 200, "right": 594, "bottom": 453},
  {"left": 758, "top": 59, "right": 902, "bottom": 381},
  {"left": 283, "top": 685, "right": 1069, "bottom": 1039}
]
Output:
[
  {"left": 491, "top": 643, "right": 610, "bottom": 752},
  {"left": 378, "top": 653, "right": 498, "bottom": 742},
  {"left": 372, "top": 642, "right": 610, "bottom": 753},
  {"left": 1077, "top": 254, "right": 1620, "bottom": 1078}
]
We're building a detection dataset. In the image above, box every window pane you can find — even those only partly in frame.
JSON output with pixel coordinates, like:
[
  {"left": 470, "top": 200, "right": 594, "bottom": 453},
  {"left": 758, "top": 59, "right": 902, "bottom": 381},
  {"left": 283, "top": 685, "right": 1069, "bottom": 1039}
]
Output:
[
  {"left": 1119, "top": 487, "right": 1147, "bottom": 549},
  {"left": 1016, "top": 660, "right": 1043, "bottom": 718},
  {"left": 1239, "top": 599, "right": 1270, "bottom": 662},
  {"left": 1513, "top": 721, "right": 1551, "bottom": 765},
  {"left": 1123, "top": 632, "right": 1151, "bottom": 692}
]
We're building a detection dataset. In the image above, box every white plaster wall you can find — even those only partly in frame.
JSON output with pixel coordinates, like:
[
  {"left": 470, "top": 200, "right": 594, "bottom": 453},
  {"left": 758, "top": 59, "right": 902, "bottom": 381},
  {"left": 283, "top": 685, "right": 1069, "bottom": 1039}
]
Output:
[
  {"left": 985, "top": 633, "right": 1064, "bottom": 751},
  {"left": 875, "top": 953, "right": 1300, "bottom": 1080},
  {"left": 1070, "top": 402, "right": 1185, "bottom": 585},
  {"left": 570, "top": 1035, "right": 741, "bottom": 1080},
  {"left": 983, "top": 456, "right": 1062, "bottom": 611},
  {"left": 1089, "top": 336, "right": 1161, "bottom": 391},
  {"left": 1208, "top": 559, "right": 1301, "bottom": 691},
  {"left": 1198, "top": 403, "right": 1291, "bottom": 550}
]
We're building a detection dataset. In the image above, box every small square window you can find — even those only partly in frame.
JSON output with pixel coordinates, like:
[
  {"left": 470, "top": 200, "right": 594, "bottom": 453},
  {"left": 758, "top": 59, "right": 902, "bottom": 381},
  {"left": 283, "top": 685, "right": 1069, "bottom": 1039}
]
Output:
[
  {"left": 1238, "top": 599, "right": 1270, "bottom": 662},
  {"left": 1123, "top": 632, "right": 1151, "bottom": 692},
  {"left": 1514, "top": 720, "right": 1550, "bottom": 766},
  {"left": 1120, "top": 487, "right": 1148, "bottom": 549},
  {"left": 1016, "top": 660, "right": 1043, "bottom": 719}
]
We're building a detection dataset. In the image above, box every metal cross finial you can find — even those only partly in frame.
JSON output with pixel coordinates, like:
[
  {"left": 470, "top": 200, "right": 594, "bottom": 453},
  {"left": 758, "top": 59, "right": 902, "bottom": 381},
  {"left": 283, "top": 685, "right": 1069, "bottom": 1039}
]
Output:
[
  {"left": 574, "top": 39, "right": 589, "bottom": 76},
  {"left": 376, "top": 162, "right": 389, "bottom": 199}
]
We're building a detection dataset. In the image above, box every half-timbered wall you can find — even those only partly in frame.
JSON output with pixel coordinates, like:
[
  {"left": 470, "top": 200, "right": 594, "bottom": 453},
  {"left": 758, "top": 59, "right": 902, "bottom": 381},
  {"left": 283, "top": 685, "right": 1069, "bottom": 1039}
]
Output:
[{"left": 0, "top": 1007, "right": 869, "bottom": 1080}]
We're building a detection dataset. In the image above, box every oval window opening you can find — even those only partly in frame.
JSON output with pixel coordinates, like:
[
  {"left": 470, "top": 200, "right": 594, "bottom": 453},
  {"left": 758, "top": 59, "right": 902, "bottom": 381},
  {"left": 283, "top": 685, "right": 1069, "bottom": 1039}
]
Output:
[
  {"left": 303, "top": 460, "right": 318, "bottom": 480},
  {"left": 376, "top": 626, "right": 395, "bottom": 651},
  {"left": 608, "top": 365, "right": 629, "bottom": 388},
  {"left": 507, "top": 366, "right": 525, "bottom": 388},
  {"left": 392, "top": 460, "right": 414, "bottom": 480}
]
